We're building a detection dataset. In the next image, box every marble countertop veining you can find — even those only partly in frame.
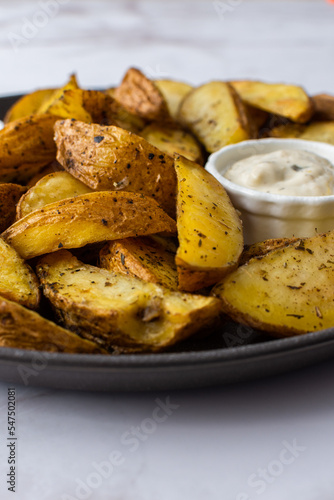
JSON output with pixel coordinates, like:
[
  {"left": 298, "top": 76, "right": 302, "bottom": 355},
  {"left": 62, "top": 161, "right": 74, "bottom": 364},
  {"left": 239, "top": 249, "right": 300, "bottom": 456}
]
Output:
[{"left": 1, "top": 1, "right": 334, "bottom": 500}]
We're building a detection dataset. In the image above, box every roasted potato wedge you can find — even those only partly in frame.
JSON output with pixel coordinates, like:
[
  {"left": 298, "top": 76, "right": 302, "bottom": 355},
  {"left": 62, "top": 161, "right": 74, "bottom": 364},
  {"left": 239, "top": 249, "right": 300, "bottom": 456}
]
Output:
[
  {"left": 178, "top": 81, "right": 251, "bottom": 153},
  {"left": 0, "top": 237, "right": 40, "bottom": 309},
  {"left": 37, "top": 74, "right": 79, "bottom": 114},
  {"left": 54, "top": 119, "right": 177, "bottom": 217},
  {"left": 140, "top": 124, "right": 204, "bottom": 164},
  {"left": 100, "top": 237, "right": 179, "bottom": 290},
  {"left": 37, "top": 250, "right": 221, "bottom": 352},
  {"left": 154, "top": 79, "right": 193, "bottom": 120},
  {"left": 231, "top": 80, "right": 313, "bottom": 123},
  {"left": 0, "top": 183, "right": 26, "bottom": 232},
  {"left": 175, "top": 155, "right": 243, "bottom": 291},
  {"left": 2, "top": 191, "right": 176, "bottom": 260},
  {"left": 212, "top": 232, "right": 334, "bottom": 336},
  {"left": 4, "top": 88, "right": 56, "bottom": 124},
  {"left": 312, "top": 94, "right": 334, "bottom": 121},
  {"left": 39, "top": 89, "right": 92, "bottom": 122},
  {"left": 240, "top": 237, "right": 300, "bottom": 266},
  {"left": 269, "top": 120, "right": 334, "bottom": 145},
  {"left": 0, "top": 297, "right": 106, "bottom": 353},
  {"left": 16, "top": 171, "right": 92, "bottom": 219},
  {"left": 114, "top": 67, "right": 171, "bottom": 122},
  {"left": 0, "top": 114, "right": 59, "bottom": 183},
  {"left": 26, "top": 161, "right": 63, "bottom": 187}
]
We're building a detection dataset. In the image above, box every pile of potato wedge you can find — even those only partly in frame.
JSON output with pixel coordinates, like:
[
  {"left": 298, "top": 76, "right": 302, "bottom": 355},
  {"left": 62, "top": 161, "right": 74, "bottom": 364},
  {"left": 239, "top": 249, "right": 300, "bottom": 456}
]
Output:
[{"left": 0, "top": 68, "right": 334, "bottom": 354}]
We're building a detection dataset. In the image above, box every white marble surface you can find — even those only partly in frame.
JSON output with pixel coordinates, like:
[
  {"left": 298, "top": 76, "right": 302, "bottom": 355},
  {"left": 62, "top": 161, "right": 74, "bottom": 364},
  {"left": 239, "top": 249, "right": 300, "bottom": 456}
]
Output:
[{"left": 1, "top": 1, "right": 334, "bottom": 499}]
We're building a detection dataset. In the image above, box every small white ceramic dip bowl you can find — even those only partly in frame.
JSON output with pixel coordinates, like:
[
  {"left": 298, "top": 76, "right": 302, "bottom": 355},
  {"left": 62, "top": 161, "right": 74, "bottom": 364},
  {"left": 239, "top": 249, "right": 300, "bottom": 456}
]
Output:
[{"left": 205, "top": 138, "right": 334, "bottom": 244}]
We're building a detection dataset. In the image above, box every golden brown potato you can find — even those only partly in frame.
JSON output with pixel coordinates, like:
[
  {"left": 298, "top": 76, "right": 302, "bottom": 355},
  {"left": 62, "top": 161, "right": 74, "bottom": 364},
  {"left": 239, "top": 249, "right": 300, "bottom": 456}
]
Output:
[
  {"left": 312, "top": 94, "right": 334, "bottom": 121},
  {"left": 244, "top": 103, "right": 269, "bottom": 138},
  {"left": 114, "top": 67, "right": 171, "bottom": 122},
  {"left": 37, "top": 250, "right": 221, "bottom": 352},
  {"left": 231, "top": 80, "right": 313, "bottom": 123},
  {"left": 54, "top": 119, "right": 177, "bottom": 217},
  {"left": 38, "top": 89, "right": 92, "bottom": 122},
  {"left": 26, "top": 161, "right": 63, "bottom": 187},
  {"left": 154, "top": 79, "right": 193, "bottom": 120},
  {"left": 2, "top": 191, "right": 176, "bottom": 260},
  {"left": 16, "top": 171, "right": 93, "bottom": 220},
  {"left": 0, "top": 183, "right": 27, "bottom": 232},
  {"left": 212, "top": 232, "right": 334, "bottom": 336},
  {"left": 140, "top": 124, "right": 204, "bottom": 164},
  {"left": 178, "top": 81, "right": 251, "bottom": 153},
  {"left": 240, "top": 237, "right": 300, "bottom": 266},
  {"left": 269, "top": 120, "right": 334, "bottom": 145},
  {"left": 0, "top": 297, "right": 106, "bottom": 353},
  {"left": 100, "top": 237, "right": 179, "bottom": 290},
  {"left": 0, "top": 114, "right": 59, "bottom": 183},
  {"left": 0, "top": 237, "right": 40, "bottom": 309},
  {"left": 37, "top": 74, "right": 79, "bottom": 113},
  {"left": 4, "top": 88, "right": 56, "bottom": 123},
  {"left": 175, "top": 155, "right": 243, "bottom": 292}
]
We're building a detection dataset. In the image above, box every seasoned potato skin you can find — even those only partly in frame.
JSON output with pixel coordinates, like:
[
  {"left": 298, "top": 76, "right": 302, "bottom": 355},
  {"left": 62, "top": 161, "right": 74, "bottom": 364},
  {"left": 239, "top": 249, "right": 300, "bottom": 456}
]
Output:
[
  {"left": 54, "top": 119, "right": 177, "bottom": 217},
  {"left": 0, "top": 238, "right": 40, "bottom": 309},
  {"left": 0, "top": 297, "right": 107, "bottom": 353},
  {"left": 0, "top": 114, "right": 59, "bottom": 183},
  {"left": 240, "top": 237, "right": 300, "bottom": 266},
  {"left": 37, "top": 250, "right": 222, "bottom": 352},
  {"left": 2, "top": 191, "right": 176, "bottom": 260},
  {"left": 99, "top": 237, "right": 179, "bottom": 290},
  {"left": 0, "top": 183, "right": 27, "bottom": 232},
  {"left": 175, "top": 155, "right": 243, "bottom": 291},
  {"left": 115, "top": 67, "right": 171, "bottom": 122},
  {"left": 212, "top": 232, "right": 334, "bottom": 336}
]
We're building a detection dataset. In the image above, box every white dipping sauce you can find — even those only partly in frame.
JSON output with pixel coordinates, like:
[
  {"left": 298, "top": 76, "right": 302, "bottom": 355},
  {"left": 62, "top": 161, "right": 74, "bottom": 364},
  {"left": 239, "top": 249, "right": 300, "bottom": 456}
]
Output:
[{"left": 225, "top": 149, "right": 334, "bottom": 196}]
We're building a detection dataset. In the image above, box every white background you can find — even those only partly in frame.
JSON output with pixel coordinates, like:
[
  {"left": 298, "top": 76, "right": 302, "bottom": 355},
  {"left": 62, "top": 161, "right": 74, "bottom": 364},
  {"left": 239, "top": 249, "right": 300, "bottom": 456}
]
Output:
[{"left": 1, "top": 1, "right": 334, "bottom": 499}]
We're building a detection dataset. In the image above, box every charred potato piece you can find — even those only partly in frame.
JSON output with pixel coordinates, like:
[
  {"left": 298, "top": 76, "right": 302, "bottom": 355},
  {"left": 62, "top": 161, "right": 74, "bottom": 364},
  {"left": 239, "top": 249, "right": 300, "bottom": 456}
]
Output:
[
  {"left": 231, "top": 80, "right": 313, "bottom": 123},
  {"left": 154, "top": 79, "right": 193, "bottom": 120},
  {"left": 212, "top": 232, "right": 334, "bottom": 336},
  {"left": 0, "top": 114, "right": 59, "bottom": 184},
  {"left": 4, "top": 88, "right": 56, "bottom": 124},
  {"left": 114, "top": 68, "right": 171, "bottom": 122},
  {"left": 0, "top": 238, "right": 40, "bottom": 309},
  {"left": 54, "top": 119, "right": 177, "bottom": 217},
  {"left": 37, "top": 250, "right": 221, "bottom": 352},
  {"left": 100, "top": 237, "right": 179, "bottom": 290},
  {"left": 175, "top": 155, "right": 243, "bottom": 292},
  {"left": 0, "top": 297, "right": 106, "bottom": 353},
  {"left": 16, "top": 171, "right": 93, "bottom": 219},
  {"left": 312, "top": 94, "right": 334, "bottom": 121},
  {"left": 240, "top": 237, "right": 300, "bottom": 266},
  {"left": 0, "top": 183, "right": 27, "bottom": 232},
  {"left": 2, "top": 191, "right": 176, "bottom": 260},
  {"left": 140, "top": 124, "right": 204, "bottom": 164},
  {"left": 178, "top": 81, "right": 251, "bottom": 153}
]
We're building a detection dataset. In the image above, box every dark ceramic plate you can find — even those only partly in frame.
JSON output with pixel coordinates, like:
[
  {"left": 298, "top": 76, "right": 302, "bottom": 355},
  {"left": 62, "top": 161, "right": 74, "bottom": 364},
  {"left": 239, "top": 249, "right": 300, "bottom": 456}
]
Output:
[{"left": 1, "top": 94, "right": 334, "bottom": 392}]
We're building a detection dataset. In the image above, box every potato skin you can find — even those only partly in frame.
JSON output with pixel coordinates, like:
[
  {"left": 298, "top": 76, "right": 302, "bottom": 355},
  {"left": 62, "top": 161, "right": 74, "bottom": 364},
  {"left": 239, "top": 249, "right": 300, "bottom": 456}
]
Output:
[
  {"left": 240, "top": 237, "right": 300, "bottom": 266},
  {"left": 212, "top": 232, "right": 334, "bottom": 336},
  {"left": 0, "top": 114, "right": 58, "bottom": 183},
  {"left": 2, "top": 191, "right": 176, "bottom": 260},
  {"left": 0, "top": 183, "right": 27, "bottom": 232},
  {"left": 99, "top": 237, "right": 179, "bottom": 290},
  {"left": 0, "top": 238, "right": 40, "bottom": 309},
  {"left": 37, "top": 250, "right": 221, "bottom": 352},
  {"left": 115, "top": 67, "right": 171, "bottom": 122},
  {"left": 54, "top": 119, "right": 177, "bottom": 218},
  {"left": 312, "top": 94, "right": 334, "bottom": 121},
  {"left": 0, "top": 297, "right": 106, "bottom": 354}
]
